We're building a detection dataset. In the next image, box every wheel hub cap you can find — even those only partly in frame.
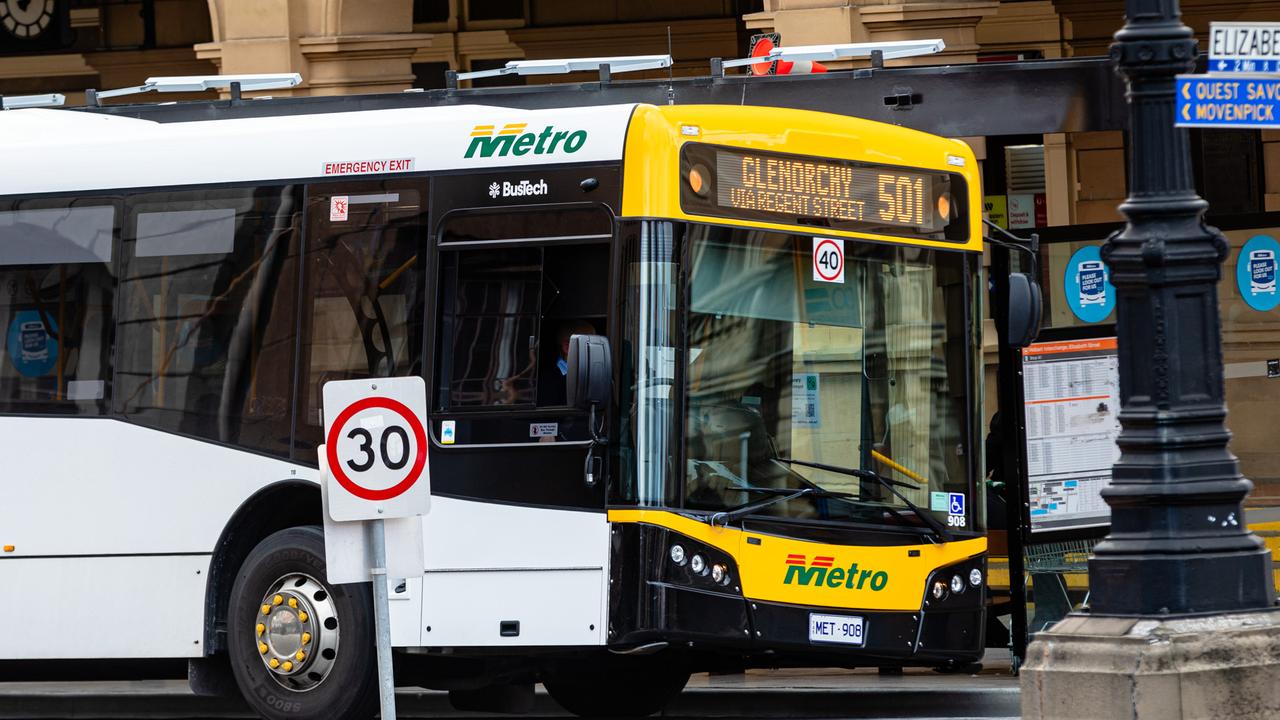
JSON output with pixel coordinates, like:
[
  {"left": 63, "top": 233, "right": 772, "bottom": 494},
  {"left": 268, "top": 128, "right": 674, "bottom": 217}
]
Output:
[{"left": 254, "top": 573, "right": 339, "bottom": 691}]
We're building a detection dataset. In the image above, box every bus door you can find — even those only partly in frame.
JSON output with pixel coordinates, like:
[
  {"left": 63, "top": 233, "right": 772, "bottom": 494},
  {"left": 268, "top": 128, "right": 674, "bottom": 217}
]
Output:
[{"left": 422, "top": 201, "right": 616, "bottom": 647}]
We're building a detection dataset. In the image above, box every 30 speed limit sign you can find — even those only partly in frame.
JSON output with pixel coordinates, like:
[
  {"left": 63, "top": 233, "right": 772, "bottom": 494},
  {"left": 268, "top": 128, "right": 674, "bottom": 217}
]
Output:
[
  {"left": 813, "top": 237, "right": 845, "bottom": 284},
  {"left": 322, "top": 376, "right": 430, "bottom": 521}
]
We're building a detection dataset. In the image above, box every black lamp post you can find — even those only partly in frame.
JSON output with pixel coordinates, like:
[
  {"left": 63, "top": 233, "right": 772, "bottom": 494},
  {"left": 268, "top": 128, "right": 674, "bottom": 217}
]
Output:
[{"left": 1088, "top": 0, "right": 1275, "bottom": 614}]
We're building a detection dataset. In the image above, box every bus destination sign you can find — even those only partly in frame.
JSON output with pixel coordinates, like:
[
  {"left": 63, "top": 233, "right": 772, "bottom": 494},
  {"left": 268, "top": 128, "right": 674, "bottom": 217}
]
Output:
[
  {"left": 680, "top": 143, "right": 962, "bottom": 241},
  {"left": 716, "top": 150, "right": 932, "bottom": 228}
]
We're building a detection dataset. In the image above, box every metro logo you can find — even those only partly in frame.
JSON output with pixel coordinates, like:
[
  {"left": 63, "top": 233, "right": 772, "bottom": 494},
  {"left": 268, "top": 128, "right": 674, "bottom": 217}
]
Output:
[
  {"left": 784, "top": 554, "right": 889, "bottom": 592},
  {"left": 466, "top": 123, "right": 589, "bottom": 159}
]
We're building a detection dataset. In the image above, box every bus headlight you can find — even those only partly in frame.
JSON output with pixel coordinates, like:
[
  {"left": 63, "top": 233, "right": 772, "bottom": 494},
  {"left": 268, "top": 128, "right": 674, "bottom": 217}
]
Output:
[
  {"left": 950, "top": 574, "right": 965, "bottom": 594},
  {"left": 931, "top": 580, "right": 947, "bottom": 600},
  {"left": 690, "top": 554, "right": 707, "bottom": 575},
  {"left": 969, "top": 568, "right": 983, "bottom": 587},
  {"left": 670, "top": 545, "right": 686, "bottom": 565},
  {"left": 711, "top": 564, "right": 726, "bottom": 584}
]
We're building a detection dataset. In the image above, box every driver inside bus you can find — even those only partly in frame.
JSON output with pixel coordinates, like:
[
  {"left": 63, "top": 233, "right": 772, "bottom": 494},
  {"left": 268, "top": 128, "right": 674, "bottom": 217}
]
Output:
[{"left": 540, "top": 318, "right": 597, "bottom": 406}]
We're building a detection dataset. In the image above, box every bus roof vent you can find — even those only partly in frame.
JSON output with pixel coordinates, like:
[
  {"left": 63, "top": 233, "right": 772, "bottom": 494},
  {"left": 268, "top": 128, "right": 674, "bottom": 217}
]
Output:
[
  {"left": 453, "top": 54, "right": 673, "bottom": 85},
  {"left": 86, "top": 73, "right": 303, "bottom": 106},
  {"left": 1, "top": 93, "right": 65, "bottom": 110},
  {"left": 720, "top": 39, "right": 945, "bottom": 70}
]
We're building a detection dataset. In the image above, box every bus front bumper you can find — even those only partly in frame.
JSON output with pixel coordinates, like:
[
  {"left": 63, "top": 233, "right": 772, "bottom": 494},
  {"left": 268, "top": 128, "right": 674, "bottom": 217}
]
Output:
[{"left": 747, "top": 598, "right": 985, "bottom": 666}]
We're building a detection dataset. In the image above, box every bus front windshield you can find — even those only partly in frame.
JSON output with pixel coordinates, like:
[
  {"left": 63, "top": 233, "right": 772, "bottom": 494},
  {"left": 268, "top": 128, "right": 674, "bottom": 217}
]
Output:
[{"left": 682, "top": 224, "right": 979, "bottom": 531}]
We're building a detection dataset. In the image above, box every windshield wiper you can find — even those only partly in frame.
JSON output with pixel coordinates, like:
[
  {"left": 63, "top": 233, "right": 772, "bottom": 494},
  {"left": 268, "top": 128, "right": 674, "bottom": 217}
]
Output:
[
  {"left": 701, "top": 486, "right": 853, "bottom": 527},
  {"left": 777, "top": 457, "right": 919, "bottom": 490},
  {"left": 773, "top": 458, "right": 951, "bottom": 542}
]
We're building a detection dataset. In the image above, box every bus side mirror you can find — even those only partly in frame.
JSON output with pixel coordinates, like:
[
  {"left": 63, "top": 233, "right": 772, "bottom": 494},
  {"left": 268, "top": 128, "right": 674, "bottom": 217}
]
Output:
[
  {"left": 566, "top": 334, "right": 612, "bottom": 411},
  {"left": 1007, "top": 272, "right": 1042, "bottom": 349}
]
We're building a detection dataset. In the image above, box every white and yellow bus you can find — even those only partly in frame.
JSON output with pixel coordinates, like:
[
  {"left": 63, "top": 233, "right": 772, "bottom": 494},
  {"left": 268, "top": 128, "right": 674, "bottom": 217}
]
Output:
[{"left": 0, "top": 92, "right": 988, "bottom": 718}]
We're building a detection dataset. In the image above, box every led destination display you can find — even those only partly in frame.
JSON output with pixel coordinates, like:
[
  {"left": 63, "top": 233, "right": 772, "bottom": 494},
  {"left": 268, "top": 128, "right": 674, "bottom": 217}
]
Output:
[
  {"left": 680, "top": 143, "right": 963, "bottom": 241},
  {"left": 716, "top": 151, "right": 933, "bottom": 229}
]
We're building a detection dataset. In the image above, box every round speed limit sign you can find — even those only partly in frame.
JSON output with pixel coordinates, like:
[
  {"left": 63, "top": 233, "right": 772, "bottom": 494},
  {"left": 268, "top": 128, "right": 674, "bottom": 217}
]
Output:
[
  {"left": 322, "top": 376, "right": 431, "bottom": 521},
  {"left": 813, "top": 237, "right": 845, "bottom": 284}
]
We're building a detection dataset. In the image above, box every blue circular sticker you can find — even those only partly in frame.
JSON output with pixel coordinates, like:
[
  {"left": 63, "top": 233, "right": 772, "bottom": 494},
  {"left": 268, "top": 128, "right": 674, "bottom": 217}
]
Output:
[
  {"left": 1063, "top": 246, "right": 1115, "bottom": 323},
  {"left": 1236, "top": 235, "right": 1280, "bottom": 312},
  {"left": 6, "top": 310, "right": 57, "bottom": 377}
]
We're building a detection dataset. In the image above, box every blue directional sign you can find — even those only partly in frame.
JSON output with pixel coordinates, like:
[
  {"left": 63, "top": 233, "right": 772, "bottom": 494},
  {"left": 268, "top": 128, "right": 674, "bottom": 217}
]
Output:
[{"left": 1176, "top": 74, "right": 1280, "bottom": 129}]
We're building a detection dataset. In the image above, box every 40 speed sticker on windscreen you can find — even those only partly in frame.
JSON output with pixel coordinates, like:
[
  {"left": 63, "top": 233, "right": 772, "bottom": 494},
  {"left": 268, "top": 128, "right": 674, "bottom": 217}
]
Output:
[{"left": 813, "top": 237, "right": 844, "bottom": 284}]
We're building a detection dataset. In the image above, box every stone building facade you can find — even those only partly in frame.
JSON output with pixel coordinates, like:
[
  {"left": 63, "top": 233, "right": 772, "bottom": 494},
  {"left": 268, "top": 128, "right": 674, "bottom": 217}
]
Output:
[{"left": 6, "top": 0, "right": 1280, "bottom": 501}]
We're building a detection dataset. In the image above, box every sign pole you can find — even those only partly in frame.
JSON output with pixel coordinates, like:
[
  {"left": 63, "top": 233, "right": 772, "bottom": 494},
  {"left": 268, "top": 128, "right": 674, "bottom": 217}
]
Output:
[
  {"left": 368, "top": 517, "right": 397, "bottom": 719},
  {"left": 320, "top": 377, "right": 428, "bottom": 720}
]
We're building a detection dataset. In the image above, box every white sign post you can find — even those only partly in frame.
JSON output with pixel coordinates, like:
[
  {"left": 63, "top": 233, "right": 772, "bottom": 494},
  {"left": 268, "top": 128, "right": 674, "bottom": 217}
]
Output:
[{"left": 321, "top": 376, "right": 431, "bottom": 720}]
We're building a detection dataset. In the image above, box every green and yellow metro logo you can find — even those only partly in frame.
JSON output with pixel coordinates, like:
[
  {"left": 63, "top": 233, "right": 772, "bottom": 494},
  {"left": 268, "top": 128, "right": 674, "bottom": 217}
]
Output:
[
  {"left": 466, "top": 123, "right": 588, "bottom": 158},
  {"left": 784, "top": 554, "right": 889, "bottom": 591}
]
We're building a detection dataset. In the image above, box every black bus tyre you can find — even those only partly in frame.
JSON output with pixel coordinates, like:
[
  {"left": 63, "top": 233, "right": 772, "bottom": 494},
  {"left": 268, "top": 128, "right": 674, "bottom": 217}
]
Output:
[
  {"left": 227, "top": 526, "right": 377, "bottom": 720},
  {"left": 545, "top": 666, "right": 690, "bottom": 717}
]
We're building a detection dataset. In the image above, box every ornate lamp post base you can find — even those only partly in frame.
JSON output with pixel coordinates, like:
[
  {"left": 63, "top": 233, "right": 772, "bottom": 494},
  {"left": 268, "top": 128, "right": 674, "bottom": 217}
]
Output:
[{"left": 1023, "top": 611, "right": 1280, "bottom": 720}]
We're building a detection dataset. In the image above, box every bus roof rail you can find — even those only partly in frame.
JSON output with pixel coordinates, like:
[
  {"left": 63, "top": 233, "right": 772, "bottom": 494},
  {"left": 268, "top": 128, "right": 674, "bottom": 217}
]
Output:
[
  {"left": 453, "top": 55, "right": 673, "bottom": 85},
  {"left": 1, "top": 93, "right": 65, "bottom": 110},
  {"left": 720, "top": 39, "right": 945, "bottom": 70},
  {"left": 86, "top": 73, "right": 303, "bottom": 106}
]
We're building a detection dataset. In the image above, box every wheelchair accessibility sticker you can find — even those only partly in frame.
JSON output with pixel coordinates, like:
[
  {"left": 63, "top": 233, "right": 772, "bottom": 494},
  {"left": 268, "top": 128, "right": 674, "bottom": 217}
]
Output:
[{"left": 946, "top": 492, "right": 966, "bottom": 527}]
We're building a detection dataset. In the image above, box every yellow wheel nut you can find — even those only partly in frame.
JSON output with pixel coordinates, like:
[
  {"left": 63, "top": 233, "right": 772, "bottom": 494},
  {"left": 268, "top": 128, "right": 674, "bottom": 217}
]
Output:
[
  {"left": 258, "top": 642, "right": 268, "bottom": 654},
  {"left": 260, "top": 604, "right": 271, "bottom": 615},
  {"left": 288, "top": 597, "right": 298, "bottom": 609},
  {"left": 256, "top": 623, "right": 265, "bottom": 637},
  {"left": 295, "top": 650, "right": 305, "bottom": 661},
  {"left": 282, "top": 661, "right": 294, "bottom": 672},
  {"left": 298, "top": 611, "right": 308, "bottom": 622},
  {"left": 301, "top": 632, "right": 311, "bottom": 645},
  {"left": 272, "top": 594, "right": 283, "bottom": 606},
  {"left": 268, "top": 658, "right": 280, "bottom": 669}
]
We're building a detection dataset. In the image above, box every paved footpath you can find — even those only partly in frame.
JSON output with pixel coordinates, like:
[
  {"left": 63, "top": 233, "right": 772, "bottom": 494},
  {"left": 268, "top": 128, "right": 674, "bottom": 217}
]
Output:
[{"left": 0, "top": 656, "right": 1019, "bottom": 719}]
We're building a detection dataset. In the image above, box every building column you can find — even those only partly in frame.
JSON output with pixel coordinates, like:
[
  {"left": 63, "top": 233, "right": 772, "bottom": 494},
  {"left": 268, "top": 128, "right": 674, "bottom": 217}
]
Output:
[
  {"left": 197, "top": 0, "right": 432, "bottom": 96},
  {"left": 744, "top": 0, "right": 999, "bottom": 67}
]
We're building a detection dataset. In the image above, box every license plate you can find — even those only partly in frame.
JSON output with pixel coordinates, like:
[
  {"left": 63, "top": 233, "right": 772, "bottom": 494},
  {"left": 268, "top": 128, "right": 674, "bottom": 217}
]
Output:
[{"left": 808, "top": 613, "right": 865, "bottom": 645}]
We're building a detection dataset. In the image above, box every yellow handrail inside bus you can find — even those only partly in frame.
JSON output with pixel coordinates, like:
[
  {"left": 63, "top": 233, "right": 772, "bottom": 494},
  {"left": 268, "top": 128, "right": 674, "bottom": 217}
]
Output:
[
  {"left": 379, "top": 254, "right": 418, "bottom": 291},
  {"left": 871, "top": 449, "right": 928, "bottom": 486}
]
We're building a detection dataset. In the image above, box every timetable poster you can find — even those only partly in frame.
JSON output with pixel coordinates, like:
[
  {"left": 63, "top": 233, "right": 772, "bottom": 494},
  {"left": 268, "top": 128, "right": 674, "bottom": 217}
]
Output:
[{"left": 1020, "top": 337, "right": 1121, "bottom": 533}]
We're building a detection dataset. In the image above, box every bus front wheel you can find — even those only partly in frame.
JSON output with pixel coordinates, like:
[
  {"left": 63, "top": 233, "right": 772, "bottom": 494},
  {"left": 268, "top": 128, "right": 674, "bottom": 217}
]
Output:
[
  {"left": 545, "top": 664, "right": 690, "bottom": 717},
  {"left": 227, "top": 526, "right": 377, "bottom": 720}
]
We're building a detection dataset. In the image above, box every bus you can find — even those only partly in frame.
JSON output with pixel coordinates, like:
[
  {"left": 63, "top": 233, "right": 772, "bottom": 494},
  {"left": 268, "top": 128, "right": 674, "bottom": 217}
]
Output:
[{"left": 0, "top": 92, "right": 988, "bottom": 719}]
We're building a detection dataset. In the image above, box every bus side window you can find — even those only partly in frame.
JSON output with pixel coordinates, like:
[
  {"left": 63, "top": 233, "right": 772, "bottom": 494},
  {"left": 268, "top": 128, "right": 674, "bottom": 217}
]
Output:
[
  {"left": 114, "top": 187, "right": 302, "bottom": 458},
  {"left": 536, "top": 244, "right": 609, "bottom": 407},
  {"left": 435, "top": 209, "right": 610, "bottom": 418},
  {"left": 0, "top": 201, "right": 117, "bottom": 414},
  {"left": 440, "top": 246, "right": 541, "bottom": 408},
  {"left": 295, "top": 183, "right": 426, "bottom": 462}
]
